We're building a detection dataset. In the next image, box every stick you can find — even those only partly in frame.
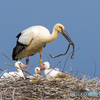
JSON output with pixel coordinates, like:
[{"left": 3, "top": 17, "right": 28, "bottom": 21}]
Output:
[
  {"left": 49, "top": 44, "right": 71, "bottom": 58},
  {"left": 63, "top": 47, "right": 80, "bottom": 71},
  {"left": 0, "top": 48, "right": 14, "bottom": 65},
  {"left": 91, "top": 54, "right": 96, "bottom": 78}
]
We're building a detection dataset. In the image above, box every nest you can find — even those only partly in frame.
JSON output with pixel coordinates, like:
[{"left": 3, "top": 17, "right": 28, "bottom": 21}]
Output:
[{"left": 0, "top": 74, "right": 100, "bottom": 100}]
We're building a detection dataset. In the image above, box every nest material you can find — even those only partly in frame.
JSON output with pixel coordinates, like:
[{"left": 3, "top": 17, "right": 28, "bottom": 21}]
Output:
[
  {"left": 54, "top": 72, "right": 71, "bottom": 79},
  {"left": 0, "top": 75, "right": 100, "bottom": 100}
]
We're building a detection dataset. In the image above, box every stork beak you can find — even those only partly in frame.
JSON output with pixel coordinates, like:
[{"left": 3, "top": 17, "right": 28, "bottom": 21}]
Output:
[
  {"left": 19, "top": 63, "right": 28, "bottom": 68},
  {"left": 21, "top": 65, "right": 28, "bottom": 68},
  {"left": 62, "top": 30, "right": 73, "bottom": 44},
  {"left": 40, "top": 66, "right": 45, "bottom": 70},
  {"left": 36, "top": 70, "right": 42, "bottom": 75},
  {"left": 61, "top": 30, "right": 75, "bottom": 59}
]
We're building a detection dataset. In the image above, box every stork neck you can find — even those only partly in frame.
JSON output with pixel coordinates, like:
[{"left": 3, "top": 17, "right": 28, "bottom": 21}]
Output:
[
  {"left": 47, "top": 29, "right": 58, "bottom": 43},
  {"left": 17, "top": 68, "right": 24, "bottom": 77}
]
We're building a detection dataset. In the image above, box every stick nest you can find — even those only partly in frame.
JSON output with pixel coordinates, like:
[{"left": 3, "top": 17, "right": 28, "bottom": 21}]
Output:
[{"left": 0, "top": 74, "right": 100, "bottom": 100}]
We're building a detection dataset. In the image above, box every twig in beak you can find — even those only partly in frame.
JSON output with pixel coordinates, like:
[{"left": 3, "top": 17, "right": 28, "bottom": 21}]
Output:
[
  {"left": 49, "top": 43, "right": 75, "bottom": 59},
  {"left": 70, "top": 43, "right": 75, "bottom": 59}
]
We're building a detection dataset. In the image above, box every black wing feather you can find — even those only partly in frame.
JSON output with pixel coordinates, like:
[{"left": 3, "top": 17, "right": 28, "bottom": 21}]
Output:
[
  {"left": 12, "top": 40, "right": 27, "bottom": 60},
  {"left": 16, "top": 32, "right": 22, "bottom": 38}
]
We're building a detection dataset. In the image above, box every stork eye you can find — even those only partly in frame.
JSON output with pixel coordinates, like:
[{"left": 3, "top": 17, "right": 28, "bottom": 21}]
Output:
[
  {"left": 19, "top": 63, "right": 22, "bottom": 65},
  {"left": 59, "top": 26, "right": 63, "bottom": 29}
]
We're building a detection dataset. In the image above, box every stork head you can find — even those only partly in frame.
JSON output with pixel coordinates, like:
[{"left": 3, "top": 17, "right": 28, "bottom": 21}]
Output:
[
  {"left": 35, "top": 67, "right": 42, "bottom": 75},
  {"left": 54, "top": 23, "right": 73, "bottom": 44},
  {"left": 42, "top": 61, "right": 50, "bottom": 70},
  {"left": 15, "top": 61, "right": 27, "bottom": 69},
  {"left": 54, "top": 23, "right": 65, "bottom": 33}
]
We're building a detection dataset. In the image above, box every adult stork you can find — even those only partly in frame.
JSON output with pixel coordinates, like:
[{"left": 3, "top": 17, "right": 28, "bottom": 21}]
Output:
[{"left": 12, "top": 23, "right": 75, "bottom": 76}]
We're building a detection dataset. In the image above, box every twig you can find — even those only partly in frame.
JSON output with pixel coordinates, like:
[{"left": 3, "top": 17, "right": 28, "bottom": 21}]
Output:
[
  {"left": 32, "top": 57, "right": 39, "bottom": 64},
  {"left": 49, "top": 44, "right": 70, "bottom": 58},
  {"left": 70, "top": 62, "right": 72, "bottom": 71},
  {"left": 0, "top": 69, "right": 8, "bottom": 76},
  {"left": 0, "top": 48, "right": 14, "bottom": 65},
  {"left": 91, "top": 54, "right": 96, "bottom": 78},
  {"left": 63, "top": 47, "right": 80, "bottom": 71},
  {"left": 74, "top": 70, "right": 89, "bottom": 80},
  {"left": 28, "top": 63, "right": 39, "bottom": 70},
  {"left": 12, "top": 89, "right": 15, "bottom": 100},
  {"left": 70, "top": 62, "right": 73, "bottom": 74},
  {"left": 0, "top": 93, "right": 2, "bottom": 100},
  {"left": 0, "top": 69, "right": 8, "bottom": 74},
  {"left": 75, "top": 70, "right": 86, "bottom": 76},
  {"left": 63, "top": 51, "right": 72, "bottom": 71},
  {"left": 68, "top": 72, "right": 82, "bottom": 80},
  {"left": 43, "top": 50, "right": 50, "bottom": 62}
]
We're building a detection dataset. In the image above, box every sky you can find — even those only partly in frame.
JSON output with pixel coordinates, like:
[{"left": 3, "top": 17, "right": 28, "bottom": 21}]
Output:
[{"left": 0, "top": 0, "right": 100, "bottom": 79}]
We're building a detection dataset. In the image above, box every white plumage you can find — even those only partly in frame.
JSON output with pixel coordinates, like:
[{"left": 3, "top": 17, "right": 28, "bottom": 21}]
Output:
[
  {"left": 1, "top": 61, "right": 26, "bottom": 79},
  {"left": 12, "top": 26, "right": 52, "bottom": 60},
  {"left": 27, "top": 67, "right": 42, "bottom": 79},
  {"left": 34, "top": 67, "right": 42, "bottom": 76},
  {"left": 43, "top": 61, "right": 61, "bottom": 78}
]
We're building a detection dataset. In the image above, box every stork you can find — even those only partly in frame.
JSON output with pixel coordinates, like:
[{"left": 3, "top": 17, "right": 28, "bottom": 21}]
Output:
[
  {"left": 27, "top": 67, "right": 42, "bottom": 79},
  {"left": 35, "top": 67, "right": 42, "bottom": 76},
  {"left": 1, "top": 61, "right": 27, "bottom": 79},
  {"left": 12, "top": 23, "right": 75, "bottom": 76},
  {"left": 42, "top": 61, "right": 61, "bottom": 78}
]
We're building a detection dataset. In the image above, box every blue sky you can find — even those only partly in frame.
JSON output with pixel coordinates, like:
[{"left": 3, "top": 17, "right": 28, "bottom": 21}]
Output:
[{"left": 0, "top": 0, "right": 100, "bottom": 79}]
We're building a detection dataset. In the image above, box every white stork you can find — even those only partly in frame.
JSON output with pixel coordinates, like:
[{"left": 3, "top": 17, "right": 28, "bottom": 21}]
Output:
[
  {"left": 12, "top": 23, "right": 74, "bottom": 76},
  {"left": 42, "top": 61, "right": 61, "bottom": 78},
  {"left": 34, "top": 67, "right": 42, "bottom": 76},
  {"left": 1, "top": 61, "right": 27, "bottom": 79},
  {"left": 27, "top": 67, "right": 42, "bottom": 79}
]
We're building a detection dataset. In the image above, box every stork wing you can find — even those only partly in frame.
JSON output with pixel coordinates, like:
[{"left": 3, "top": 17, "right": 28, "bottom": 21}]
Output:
[{"left": 12, "top": 31, "right": 33, "bottom": 60}]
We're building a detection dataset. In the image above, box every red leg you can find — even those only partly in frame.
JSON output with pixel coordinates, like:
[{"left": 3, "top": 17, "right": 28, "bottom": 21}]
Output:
[
  {"left": 26, "top": 54, "right": 29, "bottom": 78},
  {"left": 39, "top": 54, "right": 42, "bottom": 68},
  {"left": 39, "top": 54, "right": 43, "bottom": 75}
]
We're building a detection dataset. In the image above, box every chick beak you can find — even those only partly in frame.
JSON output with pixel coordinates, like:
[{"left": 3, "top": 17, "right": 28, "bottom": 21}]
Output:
[
  {"left": 40, "top": 65, "right": 45, "bottom": 71},
  {"left": 19, "top": 63, "right": 28, "bottom": 69}
]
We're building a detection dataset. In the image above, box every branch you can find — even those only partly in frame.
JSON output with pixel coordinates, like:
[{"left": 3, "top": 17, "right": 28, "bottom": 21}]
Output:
[
  {"left": 63, "top": 47, "right": 80, "bottom": 71},
  {"left": 43, "top": 50, "right": 50, "bottom": 63},
  {"left": 0, "top": 48, "right": 14, "bottom": 65},
  {"left": 91, "top": 54, "right": 96, "bottom": 78}
]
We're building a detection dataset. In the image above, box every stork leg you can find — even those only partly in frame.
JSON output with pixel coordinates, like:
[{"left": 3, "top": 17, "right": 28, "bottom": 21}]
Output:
[
  {"left": 39, "top": 54, "right": 43, "bottom": 75},
  {"left": 40, "top": 54, "right": 42, "bottom": 67},
  {"left": 26, "top": 54, "right": 29, "bottom": 78}
]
